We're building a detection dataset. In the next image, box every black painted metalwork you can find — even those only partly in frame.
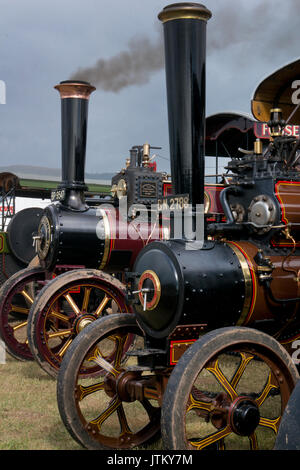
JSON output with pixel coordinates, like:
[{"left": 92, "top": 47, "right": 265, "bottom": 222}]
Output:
[{"left": 159, "top": 3, "right": 211, "bottom": 207}]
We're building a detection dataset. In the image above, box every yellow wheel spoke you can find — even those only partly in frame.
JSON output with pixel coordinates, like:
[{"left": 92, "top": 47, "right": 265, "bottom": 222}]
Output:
[
  {"left": 10, "top": 305, "right": 29, "bottom": 315},
  {"left": 46, "top": 328, "right": 73, "bottom": 339},
  {"left": 64, "top": 293, "right": 80, "bottom": 315},
  {"left": 218, "top": 440, "right": 226, "bottom": 450},
  {"left": 82, "top": 287, "right": 92, "bottom": 312},
  {"left": 88, "top": 348, "right": 120, "bottom": 377},
  {"left": 190, "top": 425, "right": 232, "bottom": 450},
  {"left": 57, "top": 338, "right": 73, "bottom": 357},
  {"left": 48, "top": 309, "right": 70, "bottom": 323},
  {"left": 114, "top": 334, "right": 128, "bottom": 369},
  {"left": 230, "top": 352, "right": 254, "bottom": 389},
  {"left": 255, "top": 372, "right": 278, "bottom": 407},
  {"left": 259, "top": 416, "right": 281, "bottom": 434},
  {"left": 12, "top": 320, "right": 28, "bottom": 331},
  {"left": 187, "top": 391, "right": 213, "bottom": 413},
  {"left": 94, "top": 295, "right": 110, "bottom": 317},
  {"left": 76, "top": 382, "right": 105, "bottom": 401},
  {"left": 206, "top": 359, "right": 238, "bottom": 401},
  {"left": 21, "top": 290, "right": 34, "bottom": 305},
  {"left": 249, "top": 432, "right": 258, "bottom": 449},
  {"left": 90, "top": 396, "right": 121, "bottom": 429},
  {"left": 117, "top": 404, "right": 133, "bottom": 435}
]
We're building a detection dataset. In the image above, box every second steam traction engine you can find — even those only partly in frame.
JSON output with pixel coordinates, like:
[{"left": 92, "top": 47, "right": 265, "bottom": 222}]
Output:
[
  {"left": 55, "top": 2, "right": 300, "bottom": 451},
  {"left": 0, "top": 71, "right": 224, "bottom": 375},
  {"left": 132, "top": 109, "right": 300, "bottom": 360},
  {"left": 35, "top": 81, "right": 169, "bottom": 273},
  {"left": 0, "top": 78, "right": 175, "bottom": 370}
]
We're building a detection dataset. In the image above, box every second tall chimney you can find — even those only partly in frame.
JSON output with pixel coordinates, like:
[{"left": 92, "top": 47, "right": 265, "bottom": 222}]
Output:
[{"left": 158, "top": 3, "right": 211, "bottom": 209}]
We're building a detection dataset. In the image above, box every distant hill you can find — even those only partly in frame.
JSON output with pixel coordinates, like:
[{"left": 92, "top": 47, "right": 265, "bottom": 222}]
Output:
[{"left": 0, "top": 165, "right": 114, "bottom": 183}]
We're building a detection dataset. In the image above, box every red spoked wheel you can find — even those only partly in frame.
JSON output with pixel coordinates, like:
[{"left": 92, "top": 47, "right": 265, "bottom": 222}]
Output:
[
  {"left": 27, "top": 269, "right": 133, "bottom": 378},
  {"left": 0, "top": 266, "right": 48, "bottom": 361},
  {"left": 161, "top": 327, "right": 299, "bottom": 450},
  {"left": 57, "top": 313, "right": 161, "bottom": 450}
]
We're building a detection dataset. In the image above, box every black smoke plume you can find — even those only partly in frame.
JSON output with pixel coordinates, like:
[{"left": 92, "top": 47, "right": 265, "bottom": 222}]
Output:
[
  {"left": 70, "top": 36, "right": 164, "bottom": 93},
  {"left": 70, "top": 0, "right": 300, "bottom": 93}
]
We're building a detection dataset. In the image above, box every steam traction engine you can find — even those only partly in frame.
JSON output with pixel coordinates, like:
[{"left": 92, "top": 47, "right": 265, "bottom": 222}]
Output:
[
  {"left": 56, "top": 3, "right": 300, "bottom": 451},
  {"left": 0, "top": 78, "right": 177, "bottom": 372},
  {"left": 0, "top": 71, "right": 224, "bottom": 374}
]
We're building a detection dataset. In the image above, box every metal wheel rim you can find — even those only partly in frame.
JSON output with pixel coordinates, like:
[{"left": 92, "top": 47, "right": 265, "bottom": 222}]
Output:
[
  {"left": 182, "top": 343, "right": 295, "bottom": 450},
  {"left": 58, "top": 316, "right": 161, "bottom": 449},
  {"left": 0, "top": 270, "right": 46, "bottom": 361},
  {"left": 32, "top": 280, "right": 132, "bottom": 376}
]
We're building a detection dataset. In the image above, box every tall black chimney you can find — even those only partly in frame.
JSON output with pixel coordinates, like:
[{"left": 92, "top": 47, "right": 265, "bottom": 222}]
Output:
[
  {"left": 158, "top": 3, "right": 211, "bottom": 208},
  {"left": 54, "top": 80, "right": 96, "bottom": 211}
]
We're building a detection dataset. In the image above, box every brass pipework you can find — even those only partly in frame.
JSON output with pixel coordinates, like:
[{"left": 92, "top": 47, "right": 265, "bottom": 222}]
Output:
[
  {"left": 254, "top": 139, "right": 262, "bottom": 155},
  {"left": 142, "top": 142, "right": 150, "bottom": 167}
]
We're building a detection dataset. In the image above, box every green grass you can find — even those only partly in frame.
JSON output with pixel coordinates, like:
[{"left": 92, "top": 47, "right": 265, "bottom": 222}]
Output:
[
  {"left": 0, "top": 354, "right": 82, "bottom": 450},
  {"left": 0, "top": 349, "right": 284, "bottom": 450},
  {"left": 0, "top": 353, "right": 162, "bottom": 450}
]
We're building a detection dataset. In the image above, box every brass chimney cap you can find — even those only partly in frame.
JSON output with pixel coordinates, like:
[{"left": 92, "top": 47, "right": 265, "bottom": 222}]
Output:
[
  {"left": 54, "top": 80, "right": 96, "bottom": 100},
  {"left": 158, "top": 2, "right": 212, "bottom": 23}
]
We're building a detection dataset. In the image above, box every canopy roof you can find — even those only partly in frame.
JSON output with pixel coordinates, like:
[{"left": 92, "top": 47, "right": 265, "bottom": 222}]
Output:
[
  {"left": 251, "top": 59, "right": 300, "bottom": 123},
  {"left": 205, "top": 112, "right": 257, "bottom": 157}
]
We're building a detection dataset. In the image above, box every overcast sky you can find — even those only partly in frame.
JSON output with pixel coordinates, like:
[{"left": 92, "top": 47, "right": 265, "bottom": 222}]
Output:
[{"left": 0, "top": 0, "right": 299, "bottom": 177}]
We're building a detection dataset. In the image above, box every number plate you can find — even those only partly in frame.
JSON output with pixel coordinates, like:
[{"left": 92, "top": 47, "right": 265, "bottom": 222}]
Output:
[
  {"left": 51, "top": 189, "right": 66, "bottom": 202},
  {"left": 157, "top": 194, "right": 189, "bottom": 211}
]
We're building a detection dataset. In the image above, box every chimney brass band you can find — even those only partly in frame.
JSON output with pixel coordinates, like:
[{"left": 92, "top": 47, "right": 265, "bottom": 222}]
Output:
[
  {"left": 54, "top": 81, "right": 96, "bottom": 100},
  {"left": 158, "top": 3, "right": 212, "bottom": 23}
]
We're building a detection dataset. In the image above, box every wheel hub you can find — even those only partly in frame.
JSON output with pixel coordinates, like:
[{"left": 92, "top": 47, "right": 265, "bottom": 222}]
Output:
[
  {"left": 74, "top": 314, "right": 97, "bottom": 334},
  {"left": 229, "top": 396, "right": 260, "bottom": 436},
  {"left": 116, "top": 370, "right": 141, "bottom": 402},
  {"left": 102, "top": 369, "right": 142, "bottom": 402}
]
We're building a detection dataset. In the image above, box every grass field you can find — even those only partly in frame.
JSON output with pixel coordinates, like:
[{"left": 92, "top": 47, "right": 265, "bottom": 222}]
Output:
[
  {"left": 0, "top": 353, "right": 164, "bottom": 451},
  {"left": 0, "top": 346, "right": 286, "bottom": 451},
  {"left": 0, "top": 354, "right": 82, "bottom": 450}
]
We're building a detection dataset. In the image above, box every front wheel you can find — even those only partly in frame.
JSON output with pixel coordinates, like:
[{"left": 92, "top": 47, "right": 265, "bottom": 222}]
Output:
[
  {"left": 57, "top": 313, "right": 161, "bottom": 450},
  {"left": 161, "top": 327, "right": 299, "bottom": 450}
]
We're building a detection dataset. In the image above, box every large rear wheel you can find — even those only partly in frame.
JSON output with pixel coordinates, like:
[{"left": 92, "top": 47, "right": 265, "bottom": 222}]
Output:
[{"left": 161, "top": 327, "right": 299, "bottom": 450}]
